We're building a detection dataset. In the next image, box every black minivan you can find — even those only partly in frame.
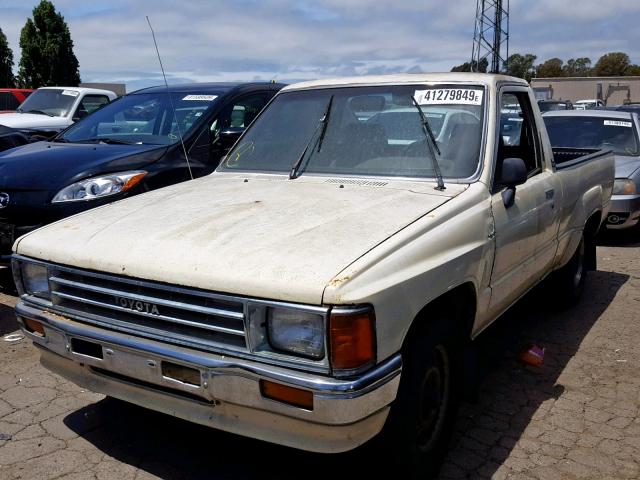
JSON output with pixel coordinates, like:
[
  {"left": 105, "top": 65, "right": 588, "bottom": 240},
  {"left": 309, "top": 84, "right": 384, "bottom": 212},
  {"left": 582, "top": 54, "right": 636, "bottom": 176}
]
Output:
[{"left": 0, "top": 82, "right": 284, "bottom": 262}]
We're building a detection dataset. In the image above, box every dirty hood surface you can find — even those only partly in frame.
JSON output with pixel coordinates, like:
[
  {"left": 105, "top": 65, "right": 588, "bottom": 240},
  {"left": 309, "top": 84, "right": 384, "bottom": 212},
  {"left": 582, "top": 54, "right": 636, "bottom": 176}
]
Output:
[{"left": 16, "top": 174, "right": 460, "bottom": 304}]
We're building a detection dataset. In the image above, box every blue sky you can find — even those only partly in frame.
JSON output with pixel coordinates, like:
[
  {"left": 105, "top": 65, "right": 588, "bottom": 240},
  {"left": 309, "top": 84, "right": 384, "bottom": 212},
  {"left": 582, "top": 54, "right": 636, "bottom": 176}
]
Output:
[{"left": 1, "top": 0, "right": 639, "bottom": 92}]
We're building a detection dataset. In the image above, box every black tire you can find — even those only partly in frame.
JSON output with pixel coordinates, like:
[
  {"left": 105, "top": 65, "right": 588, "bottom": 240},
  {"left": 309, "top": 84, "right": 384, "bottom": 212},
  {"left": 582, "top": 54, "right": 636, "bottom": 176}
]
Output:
[
  {"left": 553, "top": 234, "right": 586, "bottom": 307},
  {"left": 380, "top": 316, "right": 461, "bottom": 479}
]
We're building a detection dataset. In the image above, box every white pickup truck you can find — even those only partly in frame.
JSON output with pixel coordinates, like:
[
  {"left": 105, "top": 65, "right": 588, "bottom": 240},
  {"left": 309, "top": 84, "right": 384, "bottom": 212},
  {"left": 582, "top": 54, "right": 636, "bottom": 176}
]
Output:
[
  {"left": 12, "top": 74, "right": 614, "bottom": 478},
  {"left": 0, "top": 86, "right": 117, "bottom": 136}
]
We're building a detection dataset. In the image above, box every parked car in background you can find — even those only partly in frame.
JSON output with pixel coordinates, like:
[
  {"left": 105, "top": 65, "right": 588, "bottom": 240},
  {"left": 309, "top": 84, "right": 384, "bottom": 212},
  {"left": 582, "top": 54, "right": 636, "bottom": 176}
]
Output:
[
  {"left": 0, "top": 82, "right": 283, "bottom": 263},
  {"left": 538, "top": 99, "right": 573, "bottom": 112},
  {"left": 0, "top": 88, "right": 34, "bottom": 112},
  {"left": 12, "top": 73, "right": 613, "bottom": 479},
  {"left": 614, "top": 103, "right": 640, "bottom": 114},
  {"left": 0, "top": 87, "right": 117, "bottom": 138},
  {"left": 574, "top": 99, "right": 605, "bottom": 110},
  {"left": 544, "top": 109, "right": 640, "bottom": 229}
]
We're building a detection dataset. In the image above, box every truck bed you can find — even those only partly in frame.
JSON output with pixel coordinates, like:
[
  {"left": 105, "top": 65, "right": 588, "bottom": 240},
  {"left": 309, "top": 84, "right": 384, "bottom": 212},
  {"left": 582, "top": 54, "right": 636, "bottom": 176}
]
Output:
[{"left": 553, "top": 147, "right": 611, "bottom": 169}]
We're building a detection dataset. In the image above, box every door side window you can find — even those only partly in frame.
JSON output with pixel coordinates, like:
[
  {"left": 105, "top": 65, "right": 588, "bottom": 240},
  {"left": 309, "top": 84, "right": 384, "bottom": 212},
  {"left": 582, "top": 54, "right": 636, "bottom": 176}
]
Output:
[
  {"left": 215, "top": 93, "right": 268, "bottom": 133},
  {"left": 497, "top": 91, "right": 542, "bottom": 179},
  {"left": 74, "top": 95, "right": 110, "bottom": 120}
]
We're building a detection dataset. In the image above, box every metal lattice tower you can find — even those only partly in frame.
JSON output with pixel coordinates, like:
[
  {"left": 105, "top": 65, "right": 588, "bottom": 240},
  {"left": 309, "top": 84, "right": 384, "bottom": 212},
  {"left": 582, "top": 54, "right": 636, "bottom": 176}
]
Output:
[{"left": 471, "top": 0, "right": 509, "bottom": 73}]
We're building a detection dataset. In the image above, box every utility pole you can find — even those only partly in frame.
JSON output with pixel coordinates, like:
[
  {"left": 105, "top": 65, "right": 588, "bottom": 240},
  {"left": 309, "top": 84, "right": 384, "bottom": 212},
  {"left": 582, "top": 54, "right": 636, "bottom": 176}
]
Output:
[{"left": 471, "top": 0, "right": 509, "bottom": 73}]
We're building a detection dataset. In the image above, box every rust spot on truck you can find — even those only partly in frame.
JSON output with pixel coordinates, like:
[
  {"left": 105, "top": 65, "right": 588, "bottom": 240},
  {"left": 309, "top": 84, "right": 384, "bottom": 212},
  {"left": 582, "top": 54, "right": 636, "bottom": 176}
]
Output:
[{"left": 328, "top": 275, "right": 351, "bottom": 287}]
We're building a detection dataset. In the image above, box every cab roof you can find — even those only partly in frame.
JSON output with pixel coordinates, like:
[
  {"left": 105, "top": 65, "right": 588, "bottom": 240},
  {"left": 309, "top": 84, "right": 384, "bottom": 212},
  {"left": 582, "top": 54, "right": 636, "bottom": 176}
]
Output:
[
  {"left": 543, "top": 109, "right": 636, "bottom": 120},
  {"left": 282, "top": 73, "right": 527, "bottom": 92}
]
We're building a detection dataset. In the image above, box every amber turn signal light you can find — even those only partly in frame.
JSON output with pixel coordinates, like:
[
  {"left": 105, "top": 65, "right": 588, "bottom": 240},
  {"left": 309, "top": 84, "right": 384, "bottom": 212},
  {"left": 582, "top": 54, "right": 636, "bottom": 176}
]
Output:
[
  {"left": 24, "top": 318, "right": 45, "bottom": 337},
  {"left": 260, "top": 380, "right": 314, "bottom": 410},
  {"left": 329, "top": 308, "right": 375, "bottom": 371}
]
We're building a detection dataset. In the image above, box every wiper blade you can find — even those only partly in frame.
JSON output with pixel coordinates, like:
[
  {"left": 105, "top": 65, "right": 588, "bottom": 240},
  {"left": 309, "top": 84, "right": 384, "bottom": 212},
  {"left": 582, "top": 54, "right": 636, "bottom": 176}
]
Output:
[
  {"left": 26, "top": 109, "right": 54, "bottom": 117},
  {"left": 410, "top": 95, "right": 445, "bottom": 191},
  {"left": 83, "top": 137, "right": 137, "bottom": 145},
  {"left": 289, "top": 95, "right": 334, "bottom": 179}
]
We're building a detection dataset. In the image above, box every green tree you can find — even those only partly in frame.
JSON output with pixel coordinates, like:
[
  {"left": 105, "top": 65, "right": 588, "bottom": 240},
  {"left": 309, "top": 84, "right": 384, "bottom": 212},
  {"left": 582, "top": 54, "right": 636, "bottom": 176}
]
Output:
[
  {"left": 0, "top": 27, "right": 15, "bottom": 87},
  {"left": 451, "top": 58, "right": 489, "bottom": 73},
  {"left": 17, "top": 0, "right": 80, "bottom": 88},
  {"left": 628, "top": 64, "right": 640, "bottom": 76},
  {"left": 505, "top": 53, "right": 537, "bottom": 82},
  {"left": 594, "top": 52, "right": 630, "bottom": 77},
  {"left": 536, "top": 58, "right": 564, "bottom": 78},
  {"left": 563, "top": 57, "right": 592, "bottom": 77}
]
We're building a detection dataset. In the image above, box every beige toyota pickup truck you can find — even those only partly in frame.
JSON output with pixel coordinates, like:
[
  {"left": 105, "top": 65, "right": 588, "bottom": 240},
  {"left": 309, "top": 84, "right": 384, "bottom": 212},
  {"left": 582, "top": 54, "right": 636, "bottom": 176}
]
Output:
[{"left": 12, "top": 73, "right": 614, "bottom": 478}]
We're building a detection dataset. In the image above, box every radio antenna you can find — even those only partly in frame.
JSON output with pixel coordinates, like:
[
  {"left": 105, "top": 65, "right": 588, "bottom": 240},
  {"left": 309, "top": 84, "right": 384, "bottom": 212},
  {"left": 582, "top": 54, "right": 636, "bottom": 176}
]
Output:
[{"left": 146, "top": 16, "right": 193, "bottom": 180}]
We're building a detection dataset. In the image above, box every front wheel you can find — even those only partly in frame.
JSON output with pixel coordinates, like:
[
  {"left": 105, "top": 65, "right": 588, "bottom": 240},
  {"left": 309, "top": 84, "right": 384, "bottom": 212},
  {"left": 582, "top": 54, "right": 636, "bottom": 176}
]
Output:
[{"left": 380, "top": 317, "right": 460, "bottom": 479}]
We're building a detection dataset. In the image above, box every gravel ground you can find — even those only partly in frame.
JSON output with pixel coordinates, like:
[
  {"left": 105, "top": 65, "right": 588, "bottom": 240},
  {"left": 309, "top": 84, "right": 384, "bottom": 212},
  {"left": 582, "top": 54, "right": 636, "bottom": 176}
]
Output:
[{"left": 0, "top": 231, "right": 638, "bottom": 480}]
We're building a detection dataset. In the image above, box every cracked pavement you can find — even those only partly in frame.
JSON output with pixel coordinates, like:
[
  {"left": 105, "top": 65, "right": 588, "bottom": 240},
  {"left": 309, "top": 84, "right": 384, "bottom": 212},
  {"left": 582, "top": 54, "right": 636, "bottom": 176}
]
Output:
[{"left": 0, "top": 231, "right": 638, "bottom": 479}]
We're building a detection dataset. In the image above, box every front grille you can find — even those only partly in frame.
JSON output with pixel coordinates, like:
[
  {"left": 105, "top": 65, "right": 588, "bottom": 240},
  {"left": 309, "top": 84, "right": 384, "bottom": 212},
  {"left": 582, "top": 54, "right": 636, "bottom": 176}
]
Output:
[{"left": 48, "top": 267, "right": 248, "bottom": 352}]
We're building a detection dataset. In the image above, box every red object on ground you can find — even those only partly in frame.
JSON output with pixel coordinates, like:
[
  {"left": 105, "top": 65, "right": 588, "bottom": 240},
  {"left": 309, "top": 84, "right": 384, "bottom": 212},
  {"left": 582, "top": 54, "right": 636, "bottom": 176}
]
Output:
[
  {"left": 0, "top": 88, "right": 34, "bottom": 112},
  {"left": 519, "top": 345, "right": 545, "bottom": 367}
]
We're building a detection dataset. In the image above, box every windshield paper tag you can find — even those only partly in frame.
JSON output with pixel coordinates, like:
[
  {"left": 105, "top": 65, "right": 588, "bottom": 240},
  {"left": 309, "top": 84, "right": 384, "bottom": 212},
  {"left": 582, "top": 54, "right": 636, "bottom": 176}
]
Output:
[
  {"left": 415, "top": 89, "right": 483, "bottom": 106},
  {"left": 182, "top": 95, "right": 218, "bottom": 101},
  {"left": 61, "top": 90, "right": 79, "bottom": 97},
  {"left": 604, "top": 120, "right": 632, "bottom": 128}
]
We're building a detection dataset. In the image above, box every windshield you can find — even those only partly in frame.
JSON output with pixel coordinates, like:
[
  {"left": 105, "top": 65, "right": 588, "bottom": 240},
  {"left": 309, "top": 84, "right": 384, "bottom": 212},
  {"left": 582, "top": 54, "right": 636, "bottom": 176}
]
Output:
[
  {"left": 18, "top": 89, "right": 77, "bottom": 117},
  {"left": 544, "top": 116, "right": 640, "bottom": 156},
  {"left": 61, "top": 92, "right": 219, "bottom": 145},
  {"left": 220, "top": 84, "right": 485, "bottom": 179}
]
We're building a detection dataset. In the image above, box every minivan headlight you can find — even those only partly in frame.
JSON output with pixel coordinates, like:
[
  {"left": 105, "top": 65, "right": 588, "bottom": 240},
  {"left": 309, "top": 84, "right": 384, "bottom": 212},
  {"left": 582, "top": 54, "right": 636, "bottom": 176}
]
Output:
[
  {"left": 613, "top": 179, "right": 637, "bottom": 195},
  {"left": 19, "top": 262, "right": 50, "bottom": 299},
  {"left": 52, "top": 171, "right": 146, "bottom": 203},
  {"left": 267, "top": 307, "right": 324, "bottom": 359}
]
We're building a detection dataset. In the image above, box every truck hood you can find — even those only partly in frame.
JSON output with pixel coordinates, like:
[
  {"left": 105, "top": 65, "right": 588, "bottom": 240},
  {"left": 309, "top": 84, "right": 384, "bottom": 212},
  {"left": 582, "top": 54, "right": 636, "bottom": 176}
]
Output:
[
  {"left": 0, "top": 141, "right": 167, "bottom": 190},
  {"left": 614, "top": 155, "right": 640, "bottom": 178},
  {"left": 0, "top": 112, "right": 69, "bottom": 130},
  {"left": 16, "top": 173, "right": 464, "bottom": 304}
]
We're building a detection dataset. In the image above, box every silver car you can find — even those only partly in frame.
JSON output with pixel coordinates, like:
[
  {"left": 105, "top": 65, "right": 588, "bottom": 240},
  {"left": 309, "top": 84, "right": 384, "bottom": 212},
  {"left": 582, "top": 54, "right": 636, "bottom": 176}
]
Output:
[{"left": 544, "top": 109, "right": 640, "bottom": 229}]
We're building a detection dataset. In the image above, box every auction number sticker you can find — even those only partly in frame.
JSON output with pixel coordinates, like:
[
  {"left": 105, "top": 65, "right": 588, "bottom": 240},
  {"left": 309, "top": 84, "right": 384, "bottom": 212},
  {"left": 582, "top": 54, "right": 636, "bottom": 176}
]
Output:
[
  {"left": 182, "top": 95, "right": 218, "bottom": 101},
  {"left": 414, "top": 88, "right": 483, "bottom": 106},
  {"left": 61, "top": 90, "right": 79, "bottom": 97},
  {"left": 604, "top": 120, "right": 632, "bottom": 128}
]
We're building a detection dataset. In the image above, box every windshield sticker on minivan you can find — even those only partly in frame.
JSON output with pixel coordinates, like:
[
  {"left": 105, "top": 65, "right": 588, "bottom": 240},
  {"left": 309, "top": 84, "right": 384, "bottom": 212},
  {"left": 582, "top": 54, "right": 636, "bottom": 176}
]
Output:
[
  {"left": 182, "top": 95, "right": 218, "bottom": 101},
  {"left": 604, "top": 120, "right": 632, "bottom": 128},
  {"left": 415, "top": 88, "right": 483, "bottom": 106},
  {"left": 61, "top": 90, "right": 79, "bottom": 97}
]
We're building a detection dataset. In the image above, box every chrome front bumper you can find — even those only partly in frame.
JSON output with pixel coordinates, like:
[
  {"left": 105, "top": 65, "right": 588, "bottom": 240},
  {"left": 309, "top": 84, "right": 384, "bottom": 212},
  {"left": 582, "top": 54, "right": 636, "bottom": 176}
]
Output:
[
  {"left": 16, "top": 301, "right": 401, "bottom": 453},
  {"left": 606, "top": 194, "right": 640, "bottom": 229}
]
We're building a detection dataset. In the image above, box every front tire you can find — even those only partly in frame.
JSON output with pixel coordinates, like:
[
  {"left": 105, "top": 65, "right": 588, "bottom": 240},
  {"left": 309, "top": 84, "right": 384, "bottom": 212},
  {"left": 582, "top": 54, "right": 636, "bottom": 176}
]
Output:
[{"left": 381, "top": 317, "right": 461, "bottom": 479}]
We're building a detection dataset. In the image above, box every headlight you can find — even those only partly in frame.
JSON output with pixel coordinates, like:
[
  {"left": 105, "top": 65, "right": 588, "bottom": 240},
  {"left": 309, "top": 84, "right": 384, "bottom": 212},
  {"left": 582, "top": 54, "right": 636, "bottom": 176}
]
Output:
[
  {"left": 613, "top": 179, "right": 637, "bottom": 195},
  {"left": 52, "top": 171, "right": 147, "bottom": 203},
  {"left": 267, "top": 307, "right": 324, "bottom": 359},
  {"left": 20, "top": 262, "right": 50, "bottom": 299}
]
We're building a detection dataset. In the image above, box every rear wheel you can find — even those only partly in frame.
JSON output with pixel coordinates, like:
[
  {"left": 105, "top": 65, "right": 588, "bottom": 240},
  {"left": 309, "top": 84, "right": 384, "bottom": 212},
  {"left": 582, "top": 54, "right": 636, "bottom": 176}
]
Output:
[
  {"left": 381, "top": 316, "right": 461, "bottom": 479},
  {"left": 553, "top": 234, "right": 586, "bottom": 307}
]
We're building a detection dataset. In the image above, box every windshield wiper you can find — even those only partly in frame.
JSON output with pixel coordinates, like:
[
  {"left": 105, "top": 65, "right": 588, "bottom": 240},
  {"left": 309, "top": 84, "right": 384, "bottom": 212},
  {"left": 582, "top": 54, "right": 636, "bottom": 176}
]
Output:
[
  {"left": 26, "top": 109, "right": 54, "bottom": 117},
  {"left": 82, "top": 137, "right": 137, "bottom": 145},
  {"left": 289, "top": 95, "right": 334, "bottom": 179},
  {"left": 410, "top": 95, "right": 445, "bottom": 191}
]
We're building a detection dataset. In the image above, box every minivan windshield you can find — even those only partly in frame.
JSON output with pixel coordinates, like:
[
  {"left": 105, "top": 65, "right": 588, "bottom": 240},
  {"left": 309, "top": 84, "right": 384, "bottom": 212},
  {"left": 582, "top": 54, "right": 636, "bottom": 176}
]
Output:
[
  {"left": 219, "top": 84, "right": 485, "bottom": 179},
  {"left": 544, "top": 116, "right": 640, "bottom": 156},
  {"left": 61, "top": 92, "right": 220, "bottom": 145},
  {"left": 17, "top": 89, "right": 77, "bottom": 117}
]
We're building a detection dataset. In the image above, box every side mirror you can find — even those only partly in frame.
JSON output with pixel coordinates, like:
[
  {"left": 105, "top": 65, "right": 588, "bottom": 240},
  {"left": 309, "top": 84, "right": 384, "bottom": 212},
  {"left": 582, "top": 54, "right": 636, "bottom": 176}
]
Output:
[
  {"left": 217, "top": 127, "right": 244, "bottom": 147},
  {"left": 500, "top": 157, "right": 527, "bottom": 208}
]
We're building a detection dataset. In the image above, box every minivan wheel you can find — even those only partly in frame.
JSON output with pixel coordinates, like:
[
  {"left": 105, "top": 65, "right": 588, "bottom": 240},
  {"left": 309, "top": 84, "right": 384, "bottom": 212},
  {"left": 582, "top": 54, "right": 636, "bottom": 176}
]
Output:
[{"left": 380, "top": 317, "right": 460, "bottom": 479}]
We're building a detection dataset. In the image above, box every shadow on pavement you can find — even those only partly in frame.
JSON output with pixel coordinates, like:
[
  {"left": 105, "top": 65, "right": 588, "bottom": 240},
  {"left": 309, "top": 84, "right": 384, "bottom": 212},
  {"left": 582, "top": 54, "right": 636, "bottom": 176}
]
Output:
[
  {"left": 63, "top": 269, "right": 628, "bottom": 480},
  {"left": 597, "top": 228, "right": 640, "bottom": 248}
]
